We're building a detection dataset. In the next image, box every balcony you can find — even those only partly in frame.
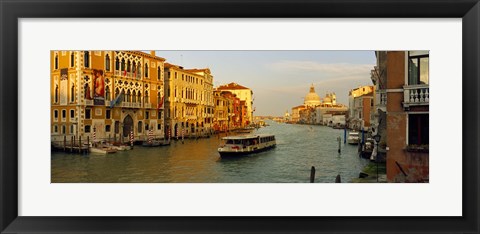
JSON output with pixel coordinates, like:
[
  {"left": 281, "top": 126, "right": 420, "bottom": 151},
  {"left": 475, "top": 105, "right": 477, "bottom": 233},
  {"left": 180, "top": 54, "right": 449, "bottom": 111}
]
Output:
[
  {"left": 404, "top": 85, "right": 429, "bottom": 107},
  {"left": 85, "top": 100, "right": 94, "bottom": 106},
  {"left": 144, "top": 103, "right": 152, "bottom": 109}
]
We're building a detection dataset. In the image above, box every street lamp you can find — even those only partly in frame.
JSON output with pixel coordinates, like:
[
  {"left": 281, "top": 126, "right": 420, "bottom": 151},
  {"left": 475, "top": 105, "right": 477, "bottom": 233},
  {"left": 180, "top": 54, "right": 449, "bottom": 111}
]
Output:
[{"left": 373, "top": 134, "right": 381, "bottom": 182}]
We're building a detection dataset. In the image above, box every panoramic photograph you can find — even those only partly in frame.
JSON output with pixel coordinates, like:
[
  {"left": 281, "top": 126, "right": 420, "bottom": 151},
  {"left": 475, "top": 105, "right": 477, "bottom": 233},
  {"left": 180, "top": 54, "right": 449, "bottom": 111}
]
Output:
[{"left": 50, "top": 50, "right": 429, "bottom": 183}]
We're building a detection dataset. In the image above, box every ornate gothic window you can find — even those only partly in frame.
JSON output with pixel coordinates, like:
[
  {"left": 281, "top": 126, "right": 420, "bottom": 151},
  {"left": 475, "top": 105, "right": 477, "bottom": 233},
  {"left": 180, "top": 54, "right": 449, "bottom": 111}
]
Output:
[
  {"left": 54, "top": 54, "right": 59, "bottom": 69},
  {"left": 105, "top": 54, "right": 110, "bottom": 71},
  {"left": 70, "top": 52, "right": 74, "bottom": 67},
  {"left": 144, "top": 63, "right": 149, "bottom": 77},
  {"left": 84, "top": 51, "right": 90, "bottom": 68}
]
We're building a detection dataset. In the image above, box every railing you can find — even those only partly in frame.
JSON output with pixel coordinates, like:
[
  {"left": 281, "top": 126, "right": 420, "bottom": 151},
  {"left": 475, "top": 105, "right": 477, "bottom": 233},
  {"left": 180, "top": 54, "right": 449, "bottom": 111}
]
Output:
[
  {"left": 404, "top": 85, "right": 429, "bottom": 106},
  {"left": 121, "top": 102, "right": 132, "bottom": 108},
  {"left": 85, "top": 100, "right": 94, "bottom": 106},
  {"left": 144, "top": 103, "right": 152, "bottom": 109}
]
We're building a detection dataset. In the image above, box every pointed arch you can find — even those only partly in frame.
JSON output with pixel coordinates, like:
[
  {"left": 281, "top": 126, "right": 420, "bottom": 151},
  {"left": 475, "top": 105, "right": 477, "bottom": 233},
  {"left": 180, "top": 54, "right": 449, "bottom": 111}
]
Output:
[{"left": 105, "top": 54, "right": 111, "bottom": 71}]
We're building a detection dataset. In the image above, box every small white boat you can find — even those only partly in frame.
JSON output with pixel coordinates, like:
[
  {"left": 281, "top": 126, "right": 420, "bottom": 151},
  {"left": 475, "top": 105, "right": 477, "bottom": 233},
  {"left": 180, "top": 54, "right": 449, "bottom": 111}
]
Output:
[
  {"left": 88, "top": 141, "right": 118, "bottom": 154},
  {"left": 347, "top": 131, "right": 360, "bottom": 145},
  {"left": 89, "top": 145, "right": 117, "bottom": 154},
  {"left": 218, "top": 134, "right": 276, "bottom": 158}
]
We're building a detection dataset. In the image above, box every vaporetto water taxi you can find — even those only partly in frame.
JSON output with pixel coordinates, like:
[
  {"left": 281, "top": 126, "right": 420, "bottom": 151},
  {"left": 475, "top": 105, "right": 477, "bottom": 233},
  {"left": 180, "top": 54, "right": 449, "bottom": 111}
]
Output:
[{"left": 218, "top": 134, "right": 276, "bottom": 157}]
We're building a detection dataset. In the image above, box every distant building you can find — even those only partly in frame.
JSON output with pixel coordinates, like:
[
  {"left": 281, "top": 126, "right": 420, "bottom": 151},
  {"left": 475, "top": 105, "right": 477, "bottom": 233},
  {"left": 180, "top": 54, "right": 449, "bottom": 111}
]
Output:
[
  {"left": 304, "top": 84, "right": 322, "bottom": 107},
  {"left": 292, "top": 85, "right": 347, "bottom": 125},
  {"left": 291, "top": 105, "right": 305, "bottom": 123},
  {"left": 284, "top": 110, "right": 291, "bottom": 122},
  {"left": 372, "top": 51, "right": 429, "bottom": 182},
  {"left": 348, "top": 86, "right": 374, "bottom": 130},
  {"left": 217, "top": 82, "right": 254, "bottom": 125}
]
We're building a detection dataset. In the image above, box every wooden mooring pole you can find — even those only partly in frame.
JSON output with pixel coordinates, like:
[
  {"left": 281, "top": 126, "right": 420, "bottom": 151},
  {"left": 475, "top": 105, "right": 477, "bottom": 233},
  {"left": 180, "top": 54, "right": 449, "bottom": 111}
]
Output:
[
  {"left": 335, "top": 174, "right": 341, "bottom": 183},
  {"left": 63, "top": 135, "right": 66, "bottom": 152},
  {"left": 310, "top": 166, "right": 316, "bottom": 183},
  {"left": 70, "top": 136, "right": 74, "bottom": 153}
]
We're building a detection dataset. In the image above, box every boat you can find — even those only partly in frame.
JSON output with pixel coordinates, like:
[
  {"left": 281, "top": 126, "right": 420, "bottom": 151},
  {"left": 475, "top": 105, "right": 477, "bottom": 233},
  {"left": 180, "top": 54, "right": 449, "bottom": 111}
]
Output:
[
  {"left": 89, "top": 144, "right": 117, "bottom": 154},
  {"left": 218, "top": 134, "right": 276, "bottom": 157},
  {"left": 106, "top": 142, "right": 131, "bottom": 151},
  {"left": 142, "top": 139, "right": 171, "bottom": 147},
  {"left": 347, "top": 131, "right": 360, "bottom": 145}
]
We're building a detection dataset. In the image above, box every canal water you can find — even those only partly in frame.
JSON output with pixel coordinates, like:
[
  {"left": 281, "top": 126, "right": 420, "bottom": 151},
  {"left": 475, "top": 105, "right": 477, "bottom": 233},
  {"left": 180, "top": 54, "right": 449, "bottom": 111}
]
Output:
[{"left": 51, "top": 121, "right": 370, "bottom": 183}]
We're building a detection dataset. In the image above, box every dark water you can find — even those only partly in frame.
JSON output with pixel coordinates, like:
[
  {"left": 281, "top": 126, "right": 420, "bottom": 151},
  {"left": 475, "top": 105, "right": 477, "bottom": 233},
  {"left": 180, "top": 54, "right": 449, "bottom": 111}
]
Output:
[{"left": 51, "top": 121, "right": 370, "bottom": 183}]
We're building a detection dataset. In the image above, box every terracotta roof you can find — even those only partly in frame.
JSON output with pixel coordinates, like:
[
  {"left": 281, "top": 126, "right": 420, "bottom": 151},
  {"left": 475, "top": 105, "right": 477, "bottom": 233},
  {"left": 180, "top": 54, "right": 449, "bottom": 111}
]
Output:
[
  {"left": 217, "top": 82, "right": 250, "bottom": 90},
  {"left": 185, "top": 68, "right": 211, "bottom": 74}
]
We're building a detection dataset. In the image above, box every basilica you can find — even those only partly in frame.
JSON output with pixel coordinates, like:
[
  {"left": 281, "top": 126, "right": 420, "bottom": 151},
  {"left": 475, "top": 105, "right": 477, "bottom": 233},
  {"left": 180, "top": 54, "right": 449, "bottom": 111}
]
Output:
[{"left": 291, "top": 84, "right": 348, "bottom": 127}]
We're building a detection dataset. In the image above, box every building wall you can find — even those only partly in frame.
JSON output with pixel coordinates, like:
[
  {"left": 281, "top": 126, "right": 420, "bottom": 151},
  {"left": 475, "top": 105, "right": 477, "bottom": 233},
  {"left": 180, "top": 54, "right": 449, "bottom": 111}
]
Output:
[
  {"left": 164, "top": 65, "right": 212, "bottom": 137},
  {"left": 51, "top": 51, "right": 166, "bottom": 144},
  {"left": 385, "top": 51, "right": 429, "bottom": 182}
]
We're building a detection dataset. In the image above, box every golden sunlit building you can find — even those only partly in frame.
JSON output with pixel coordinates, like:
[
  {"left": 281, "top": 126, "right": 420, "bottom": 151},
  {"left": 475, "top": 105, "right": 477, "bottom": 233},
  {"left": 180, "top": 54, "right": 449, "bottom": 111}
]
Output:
[
  {"left": 50, "top": 50, "right": 166, "bottom": 144},
  {"left": 216, "top": 82, "right": 254, "bottom": 126},
  {"left": 348, "top": 85, "right": 375, "bottom": 130},
  {"left": 213, "top": 90, "right": 232, "bottom": 132},
  {"left": 164, "top": 63, "right": 214, "bottom": 138}
]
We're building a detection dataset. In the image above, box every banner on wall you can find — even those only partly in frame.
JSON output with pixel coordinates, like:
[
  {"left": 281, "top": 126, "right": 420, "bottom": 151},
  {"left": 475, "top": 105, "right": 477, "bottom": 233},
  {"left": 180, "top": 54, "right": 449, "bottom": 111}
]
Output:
[
  {"left": 93, "top": 69, "right": 105, "bottom": 105},
  {"left": 60, "top": 68, "right": 68, "bottom": 105}
]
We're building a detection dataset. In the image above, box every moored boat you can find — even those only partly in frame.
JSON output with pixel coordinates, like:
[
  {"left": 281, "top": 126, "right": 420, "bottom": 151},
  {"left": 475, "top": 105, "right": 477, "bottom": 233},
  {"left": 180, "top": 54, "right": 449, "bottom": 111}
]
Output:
[
  {"left": 347, "top": 131, "right": 360, "bottom": 145},
  {"left": 218, "top": 134, "right": 276, "bottom": 157},
  {"left": 89, "top": 145, "right": 117, "bottom": 154}
]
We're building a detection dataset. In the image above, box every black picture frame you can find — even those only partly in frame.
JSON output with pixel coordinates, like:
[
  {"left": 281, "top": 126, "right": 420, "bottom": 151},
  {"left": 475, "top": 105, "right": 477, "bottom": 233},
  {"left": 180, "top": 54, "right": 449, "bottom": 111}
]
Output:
[{"left": 1, "top": 0, "right": 478, "bottom": 233}]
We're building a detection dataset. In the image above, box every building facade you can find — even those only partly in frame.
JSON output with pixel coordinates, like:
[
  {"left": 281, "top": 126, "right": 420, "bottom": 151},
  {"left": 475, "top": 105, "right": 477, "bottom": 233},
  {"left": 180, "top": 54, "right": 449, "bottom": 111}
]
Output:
[
  {"left": 163, "top": 63, "right": 214, "bottom": 138},
  {"left": 51, "top": 50, "right": 166, "bottom": 144},
  {"left": 373, "top": 51, "right": 429, "bottom": 182},
  {"left": 348, "top": 86, "right": 374, "bottom": 130},
  {"left": 216, "top": 83, "right": 254, "bottom": 126}
]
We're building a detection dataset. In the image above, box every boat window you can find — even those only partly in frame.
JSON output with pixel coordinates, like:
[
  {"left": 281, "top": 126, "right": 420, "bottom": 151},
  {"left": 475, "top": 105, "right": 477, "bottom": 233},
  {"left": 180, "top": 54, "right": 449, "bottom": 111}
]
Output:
[
  {"left": 226, "top": 140, "right": 234, "bottom": 144},
  {"left": 234, "top": 139, "right": 242, "bottom": 145}
]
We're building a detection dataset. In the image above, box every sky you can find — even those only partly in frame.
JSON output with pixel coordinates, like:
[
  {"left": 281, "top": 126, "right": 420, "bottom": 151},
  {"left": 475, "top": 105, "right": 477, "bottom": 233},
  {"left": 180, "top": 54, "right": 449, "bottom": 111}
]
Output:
[{"left": 156, "top": 51, "right": 376, "bottom": 116}]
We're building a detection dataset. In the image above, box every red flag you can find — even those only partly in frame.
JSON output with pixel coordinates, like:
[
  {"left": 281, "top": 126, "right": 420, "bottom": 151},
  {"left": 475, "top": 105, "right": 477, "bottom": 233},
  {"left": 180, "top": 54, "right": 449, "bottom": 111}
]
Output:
[
  {"left": 123, "top": 69, "right": 127, "bottom": 76},
  {"left": 157, "top": 95, "right": 164, "bottom": 110}
]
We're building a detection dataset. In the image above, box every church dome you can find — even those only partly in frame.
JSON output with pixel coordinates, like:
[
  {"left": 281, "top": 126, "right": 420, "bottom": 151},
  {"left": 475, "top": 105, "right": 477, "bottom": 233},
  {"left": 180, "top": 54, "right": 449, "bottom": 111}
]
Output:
[
  {"left": 304, "top": 84, "right": 321, "bottom": 107},
  {"left": 323, "top": 97, "right": 332, "bottom": 104}
]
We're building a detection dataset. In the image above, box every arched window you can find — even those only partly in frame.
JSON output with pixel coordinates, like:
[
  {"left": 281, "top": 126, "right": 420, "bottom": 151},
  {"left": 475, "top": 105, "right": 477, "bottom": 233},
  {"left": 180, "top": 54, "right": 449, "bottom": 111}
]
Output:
[
  {"left": 54, "top": 54, "right": 58, "bottom": 69},
  {"left": 138, "top": 121, "right": 143, "bottom": 133},
  {"left": 54, "top": 85, "right": 59, "bottom": 103},
  {"left": 105, "top": 54, "right": 110, "bottom": 71},
  {"left": 132, "top": 62, "right": 136, "bottom": 75},
  {"left": 137, "top": 63, "right": 141, "bottom": 78},
  {"left": 115, "top": 88, "right": 120, "bottom": 98},
  {"left": 70, "top": 84, "right": 75, "bottom": 102},
  {"left": 144, "top": 63, "right": 149, "bottom": 77},
  {"left": 105, "top": 87, "right": 111, "bottom": 101},
  {"left": 126, "top": 90, "right": 131, "bottom": 103},
  {"left": 70, "top": 52, "right": 74, "bottom": 67},
  {"left": 84, "top": 51, "right": 90, "bottom": 68},
  {"left": 115, "top": 57, "right": 119, "bottom": 70},
  {"left": 157, "top": 66, "right": 161, "bottom": 80},
  {"left": 137, "top": 91, "right": 141, "bottom": 103},
  {"left": 121, "top": 58, "right": 125, "bottom": 71},
  {"left": 132, "top": 91, "right": 137, "bottom": 103},
  {"left": 145, "top": 91, "right": 149, "bottom": 103},
  {"left": 127, "top": 60, "right": 131, "bottom": 72}
]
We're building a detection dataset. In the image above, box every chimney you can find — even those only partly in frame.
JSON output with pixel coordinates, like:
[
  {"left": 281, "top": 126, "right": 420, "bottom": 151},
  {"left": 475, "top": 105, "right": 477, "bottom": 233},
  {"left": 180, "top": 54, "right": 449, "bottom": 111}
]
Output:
[{"left": 150, "top": 51, "right": 156, "bottom": 56}]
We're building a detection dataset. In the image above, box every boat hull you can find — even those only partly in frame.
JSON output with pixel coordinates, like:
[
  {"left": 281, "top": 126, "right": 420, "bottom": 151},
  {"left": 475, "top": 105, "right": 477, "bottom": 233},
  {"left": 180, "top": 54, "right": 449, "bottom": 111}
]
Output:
[{"left": 219, "top": 145, "right": 276, "bottom": 158}]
